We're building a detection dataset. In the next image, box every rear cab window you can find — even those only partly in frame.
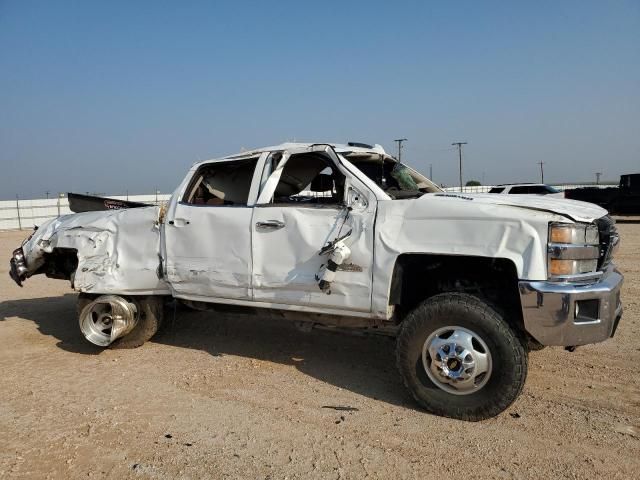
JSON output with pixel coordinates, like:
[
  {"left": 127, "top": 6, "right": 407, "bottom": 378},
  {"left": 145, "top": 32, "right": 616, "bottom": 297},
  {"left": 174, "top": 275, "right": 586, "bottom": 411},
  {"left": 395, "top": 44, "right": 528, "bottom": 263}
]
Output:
[{"left": 182, "top": 157, "right": 258, "bottom": 206}]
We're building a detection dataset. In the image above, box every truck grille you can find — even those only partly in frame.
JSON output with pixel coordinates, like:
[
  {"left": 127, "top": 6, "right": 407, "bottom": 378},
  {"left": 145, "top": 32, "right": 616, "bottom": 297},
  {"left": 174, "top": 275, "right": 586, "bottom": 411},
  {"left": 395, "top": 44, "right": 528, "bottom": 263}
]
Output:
[{"left": 596, "top": 215, "right": 617, "bottom": 270}]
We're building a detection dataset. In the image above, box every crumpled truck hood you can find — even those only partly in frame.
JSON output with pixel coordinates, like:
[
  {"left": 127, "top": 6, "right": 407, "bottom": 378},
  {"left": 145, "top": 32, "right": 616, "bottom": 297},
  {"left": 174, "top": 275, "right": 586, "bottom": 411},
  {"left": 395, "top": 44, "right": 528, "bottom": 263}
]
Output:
[{"left": 429, "top": 192, "right": 607, "bottom": 223}]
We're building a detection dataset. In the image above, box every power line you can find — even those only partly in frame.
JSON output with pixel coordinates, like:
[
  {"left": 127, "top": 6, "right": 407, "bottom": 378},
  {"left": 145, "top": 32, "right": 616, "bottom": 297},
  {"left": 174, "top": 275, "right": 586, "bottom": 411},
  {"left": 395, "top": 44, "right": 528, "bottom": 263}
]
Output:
[
  {"left": 421, "top": 146, "right": 457, "bottom": 152},
  {"left": 451, "top": 142, "right": 468, "bottom": 192}
]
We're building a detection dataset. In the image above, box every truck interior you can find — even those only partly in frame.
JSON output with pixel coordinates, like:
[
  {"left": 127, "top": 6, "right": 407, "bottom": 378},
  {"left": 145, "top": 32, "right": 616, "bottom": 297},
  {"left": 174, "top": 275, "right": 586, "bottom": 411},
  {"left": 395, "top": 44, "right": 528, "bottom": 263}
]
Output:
[
  {"left": 182, "top": 148, "right": 443, "bottom": 207},
  {"left": 343, "top": 152, "right": 441, "bottom": 199},
  {"left": 183, "top": 157, "right": 259, "bottom": 206},
  {"left": 270, "top": 152, "right": 345, "bottom": 205}
]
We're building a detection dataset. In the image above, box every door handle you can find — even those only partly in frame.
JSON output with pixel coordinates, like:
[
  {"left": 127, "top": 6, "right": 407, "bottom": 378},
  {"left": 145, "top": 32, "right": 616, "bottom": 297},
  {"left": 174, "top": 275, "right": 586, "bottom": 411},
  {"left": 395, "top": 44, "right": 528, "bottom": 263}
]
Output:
[
  {"left": 169, "top": 218, "right": 190, "bottom": 227},
  {"left": 256, "top": 220, "right": 285, "bottom": 230}
]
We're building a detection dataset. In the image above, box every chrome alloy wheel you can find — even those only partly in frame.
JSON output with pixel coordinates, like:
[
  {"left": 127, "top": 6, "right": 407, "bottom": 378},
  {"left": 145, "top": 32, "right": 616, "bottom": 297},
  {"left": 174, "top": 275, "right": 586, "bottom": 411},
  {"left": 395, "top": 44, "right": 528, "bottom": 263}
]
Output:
[
  {"left": 422, "top": 326, "right": 492, "bottom": 395},
  {"left": 79, "top": 295, "right": 138, "bottom": 347}
]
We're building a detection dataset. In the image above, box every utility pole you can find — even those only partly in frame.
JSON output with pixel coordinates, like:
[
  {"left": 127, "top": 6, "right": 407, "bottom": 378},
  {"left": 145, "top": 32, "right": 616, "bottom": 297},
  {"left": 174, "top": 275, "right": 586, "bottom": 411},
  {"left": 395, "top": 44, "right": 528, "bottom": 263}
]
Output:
[
  {"left": 595, "top": 172, "right": 602, "bottom": 185},
  {"left": 393, "top": 138, "right": 408, "bottom": 162},
  {"left": 45, "top": 191, "right": 50, "bottom": 199},
  {"left": 429, "top": 163, "right": 433, "bottom": 180},
  {"left": 451, "top": 142, "right": 467, "bottom": 192},
  {"left": 537, "top": 161, "right": 545, "bottom": 183}
]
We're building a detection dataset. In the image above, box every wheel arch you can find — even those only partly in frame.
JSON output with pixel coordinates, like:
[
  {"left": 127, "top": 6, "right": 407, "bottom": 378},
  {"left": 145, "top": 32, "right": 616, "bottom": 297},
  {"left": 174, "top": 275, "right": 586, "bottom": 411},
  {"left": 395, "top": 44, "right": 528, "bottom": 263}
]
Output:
[
  {"left": 388, "top": 253, "right": 524, "bottom": 332},
  {"left": 34, "top": 247, "right": 80, "bottom": 282}
]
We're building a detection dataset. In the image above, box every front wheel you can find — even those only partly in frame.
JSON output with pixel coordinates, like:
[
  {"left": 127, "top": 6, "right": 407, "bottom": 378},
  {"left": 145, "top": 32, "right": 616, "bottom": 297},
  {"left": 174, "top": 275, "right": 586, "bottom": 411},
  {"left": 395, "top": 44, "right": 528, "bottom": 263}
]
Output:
[{"left": 396, "top": 293, "right": 527, "bottom": 421}]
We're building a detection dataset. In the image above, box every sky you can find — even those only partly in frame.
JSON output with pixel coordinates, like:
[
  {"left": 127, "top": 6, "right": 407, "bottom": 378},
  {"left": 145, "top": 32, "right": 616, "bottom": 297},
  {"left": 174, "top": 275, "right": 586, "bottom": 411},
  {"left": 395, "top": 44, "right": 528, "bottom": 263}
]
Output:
[{"left": 1, "top": 0, "right": 639, "bottom": 199}]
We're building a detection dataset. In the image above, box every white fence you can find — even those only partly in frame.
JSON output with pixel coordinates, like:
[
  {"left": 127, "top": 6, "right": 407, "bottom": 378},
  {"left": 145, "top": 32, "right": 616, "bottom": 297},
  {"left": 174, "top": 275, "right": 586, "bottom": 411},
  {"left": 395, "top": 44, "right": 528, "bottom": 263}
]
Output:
[
  {"left": 442, "top": 183, "right": 616, "bottom": 194},
  {"left": 0, "top": 194, "right": 171, "bottom": 231}
]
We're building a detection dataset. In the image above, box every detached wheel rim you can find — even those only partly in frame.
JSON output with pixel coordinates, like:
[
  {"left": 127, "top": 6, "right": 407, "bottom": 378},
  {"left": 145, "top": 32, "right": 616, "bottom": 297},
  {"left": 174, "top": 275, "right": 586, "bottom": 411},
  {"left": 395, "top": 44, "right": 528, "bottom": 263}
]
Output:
[
  {"left": 79, "top": 295, "right": 138, "bottom": 347},
  {"left": 422, "top": 326, "right": 492, "bottom": 395}
]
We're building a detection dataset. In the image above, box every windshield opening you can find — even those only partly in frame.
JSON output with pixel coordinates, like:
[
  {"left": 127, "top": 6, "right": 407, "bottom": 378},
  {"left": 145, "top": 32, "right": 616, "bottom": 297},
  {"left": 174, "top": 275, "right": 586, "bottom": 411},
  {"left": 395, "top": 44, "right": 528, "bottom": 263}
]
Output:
[{"left": 343, "top": 153, "right": 441, "bottom": 199}]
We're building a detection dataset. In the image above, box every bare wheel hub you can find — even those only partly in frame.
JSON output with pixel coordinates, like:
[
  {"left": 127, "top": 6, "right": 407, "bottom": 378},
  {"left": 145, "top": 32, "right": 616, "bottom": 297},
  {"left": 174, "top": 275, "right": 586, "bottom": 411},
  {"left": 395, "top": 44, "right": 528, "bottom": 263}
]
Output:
[
  {"left": 422, "top": 326, "right": 492, "bottom": 395},
  {"left": 79, "top": 295, "right": 138, "bottom": 347}
]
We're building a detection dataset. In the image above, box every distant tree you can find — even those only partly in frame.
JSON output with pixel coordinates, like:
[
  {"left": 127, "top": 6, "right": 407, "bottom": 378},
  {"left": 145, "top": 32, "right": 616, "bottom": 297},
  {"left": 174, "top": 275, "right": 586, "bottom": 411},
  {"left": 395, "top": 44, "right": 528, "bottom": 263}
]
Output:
[{"left": 466, "top": 180, "right": 481, "bottom": 186}]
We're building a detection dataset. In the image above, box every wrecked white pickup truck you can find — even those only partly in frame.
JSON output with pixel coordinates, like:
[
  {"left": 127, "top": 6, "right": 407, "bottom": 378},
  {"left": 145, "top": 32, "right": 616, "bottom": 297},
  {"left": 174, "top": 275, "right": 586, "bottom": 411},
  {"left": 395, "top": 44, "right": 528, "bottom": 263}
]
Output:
[{"left": 10, "top": 142, "right": 623, "bottom": 420}]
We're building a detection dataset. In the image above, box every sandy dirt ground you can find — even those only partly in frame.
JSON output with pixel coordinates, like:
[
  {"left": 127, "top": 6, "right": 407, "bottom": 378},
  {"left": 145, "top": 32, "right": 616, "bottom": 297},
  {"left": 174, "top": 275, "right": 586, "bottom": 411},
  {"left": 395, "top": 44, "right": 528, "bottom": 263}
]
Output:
[{"left": 0, "top": 226, "right": 638, "bottom": 479}]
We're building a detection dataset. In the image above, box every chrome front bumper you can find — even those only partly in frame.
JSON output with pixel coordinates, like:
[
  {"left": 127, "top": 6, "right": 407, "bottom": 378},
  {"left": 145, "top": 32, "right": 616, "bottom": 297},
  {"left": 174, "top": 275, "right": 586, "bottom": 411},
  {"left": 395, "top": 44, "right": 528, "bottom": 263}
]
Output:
[{"left": 519, "top": 267, "right": 623, "bottom": 346}]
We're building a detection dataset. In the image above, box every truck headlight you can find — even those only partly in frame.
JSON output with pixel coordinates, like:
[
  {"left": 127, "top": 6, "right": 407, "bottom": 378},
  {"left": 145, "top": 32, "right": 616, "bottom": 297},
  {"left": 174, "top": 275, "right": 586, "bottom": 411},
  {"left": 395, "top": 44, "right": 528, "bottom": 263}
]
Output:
[
  {"left": 549, "top": 223, "right": 599, "bottom": 244},
  {"left": 548, "top": 223, "right": 600, "bottom": 280}
]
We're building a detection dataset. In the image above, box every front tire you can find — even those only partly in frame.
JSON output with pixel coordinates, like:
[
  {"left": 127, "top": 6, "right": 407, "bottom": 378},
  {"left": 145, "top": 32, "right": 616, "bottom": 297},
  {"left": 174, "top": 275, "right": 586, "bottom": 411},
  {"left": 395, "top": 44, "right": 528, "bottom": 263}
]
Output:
[{"left": 396, "top": 293, "right": 527, "bottom": 421}]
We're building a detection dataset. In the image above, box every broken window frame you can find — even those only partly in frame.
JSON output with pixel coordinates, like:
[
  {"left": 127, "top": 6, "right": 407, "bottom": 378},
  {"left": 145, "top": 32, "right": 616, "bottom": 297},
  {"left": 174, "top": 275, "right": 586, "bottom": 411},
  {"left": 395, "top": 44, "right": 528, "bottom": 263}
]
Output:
[
  {"left": 255, "top": 146, "right": 347, "bottom": 208},
  {"left": 341, "top": 153, "right": 441, "bottom": 199},
  {"left": 180, "top": 156, "right": 261, "bottom": 207}
]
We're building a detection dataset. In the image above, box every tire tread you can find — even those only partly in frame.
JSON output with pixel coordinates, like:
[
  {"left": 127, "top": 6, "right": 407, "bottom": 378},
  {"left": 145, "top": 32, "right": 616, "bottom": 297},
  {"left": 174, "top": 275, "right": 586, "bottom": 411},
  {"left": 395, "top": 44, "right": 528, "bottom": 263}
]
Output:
[{"left": 396, "top": 292, "right": 528, "bottom": 421}]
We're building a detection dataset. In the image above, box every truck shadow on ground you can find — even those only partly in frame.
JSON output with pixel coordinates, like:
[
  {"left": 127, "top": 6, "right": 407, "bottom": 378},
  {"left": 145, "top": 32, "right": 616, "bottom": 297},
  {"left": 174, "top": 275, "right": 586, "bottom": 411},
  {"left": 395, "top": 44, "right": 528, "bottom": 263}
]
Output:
[
  {"left": 0, "top": 294, "right": 102, "bottom": 354},
  {"left": 0, "top": 295, "right": 417, "bottom": 410}
]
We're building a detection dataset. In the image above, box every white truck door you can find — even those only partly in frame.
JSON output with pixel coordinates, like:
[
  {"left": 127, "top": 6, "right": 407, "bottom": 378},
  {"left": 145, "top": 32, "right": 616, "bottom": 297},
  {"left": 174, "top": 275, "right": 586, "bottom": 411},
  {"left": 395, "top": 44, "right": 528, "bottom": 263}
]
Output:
[
  {"left": 163, "top": 155, "right": 264, "bottom": 300},
  {"left": 251, "top": 146, "right": 376, "bottom": 313}
]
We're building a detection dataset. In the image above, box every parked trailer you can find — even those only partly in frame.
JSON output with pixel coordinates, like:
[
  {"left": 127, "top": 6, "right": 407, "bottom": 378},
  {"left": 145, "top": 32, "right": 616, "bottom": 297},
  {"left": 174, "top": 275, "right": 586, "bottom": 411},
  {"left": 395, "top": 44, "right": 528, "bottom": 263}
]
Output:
[{"left": 565, "top": 174, "right": 640, "bottom": 214}]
